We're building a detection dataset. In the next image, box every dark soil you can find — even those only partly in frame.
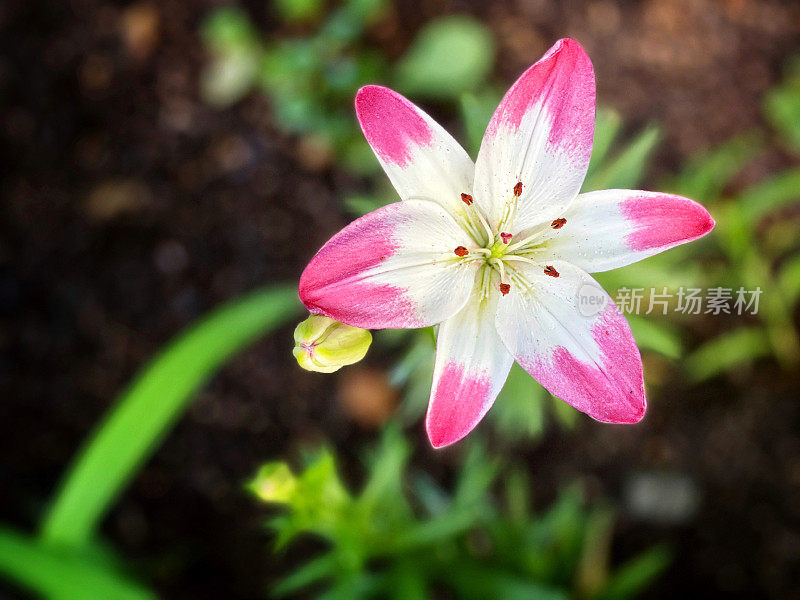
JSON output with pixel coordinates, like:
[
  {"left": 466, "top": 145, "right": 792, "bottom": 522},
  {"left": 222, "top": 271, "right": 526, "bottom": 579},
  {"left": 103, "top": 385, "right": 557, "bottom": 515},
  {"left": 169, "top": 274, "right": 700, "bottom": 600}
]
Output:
[{"left": 2, "top": 0, "right": 799, "bottom": 598}]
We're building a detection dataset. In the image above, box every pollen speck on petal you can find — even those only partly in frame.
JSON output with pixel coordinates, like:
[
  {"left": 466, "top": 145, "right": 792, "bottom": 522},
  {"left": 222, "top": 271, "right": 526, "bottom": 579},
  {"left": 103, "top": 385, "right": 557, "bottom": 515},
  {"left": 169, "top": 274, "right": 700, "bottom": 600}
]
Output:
[
  {"left": 461, "top": 193, "right": 473, "bottom": 206},
  {"left": 500, "top": 283, "right": 511, "bottom": 295},
  {"left": 551, "top": 217, "right": 567, "bottom": 229},
  {"left": 543, "top": 265, "right": 559, "bottom": 277},
  {"left": 513, "top": 182, "right": 523, "bottom": 197},
  {"left": 454, "top": 246, "right": 469, "bottom": 257}
]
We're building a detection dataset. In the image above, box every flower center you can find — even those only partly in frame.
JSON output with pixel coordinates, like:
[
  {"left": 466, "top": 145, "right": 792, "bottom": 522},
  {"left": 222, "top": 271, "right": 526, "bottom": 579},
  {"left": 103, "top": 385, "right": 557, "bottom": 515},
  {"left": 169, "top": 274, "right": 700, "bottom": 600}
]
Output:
[{"left": 450, "top": 183, "right": 567, "bottom": 298}]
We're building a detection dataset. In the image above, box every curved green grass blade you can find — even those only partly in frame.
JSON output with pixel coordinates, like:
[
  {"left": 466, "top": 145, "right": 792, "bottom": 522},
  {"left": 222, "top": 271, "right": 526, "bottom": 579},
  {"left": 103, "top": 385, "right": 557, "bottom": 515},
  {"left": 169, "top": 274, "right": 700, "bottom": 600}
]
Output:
[
  {"left": 40, "top": 285, "right": 302, "bottom": 548},
  {"left": 0, "top": 527, "right": 156, "bottom": 600}
]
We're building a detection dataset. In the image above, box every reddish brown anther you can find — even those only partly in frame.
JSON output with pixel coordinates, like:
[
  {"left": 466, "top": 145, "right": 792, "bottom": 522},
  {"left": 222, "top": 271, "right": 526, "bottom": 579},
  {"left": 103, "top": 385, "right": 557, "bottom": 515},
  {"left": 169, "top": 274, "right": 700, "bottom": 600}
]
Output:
[
  {"left": 460, "top": 193, "right": 473, "bottom": 206},
  {"left": 500, "top": 232, "right": 513, "bottom": 244},
  {"left": 500, "top": 283, "right": 511, "bottom": 295},
  {"left": 454, "top": 246, "right": 469, "bottom": 257},
  {"left": 513, "top": 181, "right": 523, "bottom": 197},
  {"left": 543, "top": 265, "right": 560, "bottom": 278},
  {"left": 551, "top": 218, "right": 567, "bottom": 229}
]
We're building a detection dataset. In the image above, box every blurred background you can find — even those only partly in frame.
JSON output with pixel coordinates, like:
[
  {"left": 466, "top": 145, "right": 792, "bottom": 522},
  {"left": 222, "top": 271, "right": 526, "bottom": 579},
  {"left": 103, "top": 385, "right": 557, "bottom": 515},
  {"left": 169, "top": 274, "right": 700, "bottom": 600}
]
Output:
[{"left": 2, "top": 0, "right": 800, "bottom": 598}]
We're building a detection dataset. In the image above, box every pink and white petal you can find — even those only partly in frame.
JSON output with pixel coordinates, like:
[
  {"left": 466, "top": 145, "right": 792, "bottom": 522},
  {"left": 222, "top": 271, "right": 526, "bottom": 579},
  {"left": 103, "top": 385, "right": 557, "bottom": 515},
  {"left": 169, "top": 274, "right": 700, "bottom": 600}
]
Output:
[
  {"left": 495, "top": 260, "right": 645, "bottom": 424},
  {"left": 426, "top": 292, "right": 513, "bottom": 448},
  {"left": 544, "top": 190, "right": 715, "bottom": 273},
  {"left": 473, "top": 38, "right": 595, "bottom": 232},
  {"left": 300, "top": 200, "right": 478, "bottom": 330},
  {"left": 356, "top": 85, "right": 475, "bottom": 219}
]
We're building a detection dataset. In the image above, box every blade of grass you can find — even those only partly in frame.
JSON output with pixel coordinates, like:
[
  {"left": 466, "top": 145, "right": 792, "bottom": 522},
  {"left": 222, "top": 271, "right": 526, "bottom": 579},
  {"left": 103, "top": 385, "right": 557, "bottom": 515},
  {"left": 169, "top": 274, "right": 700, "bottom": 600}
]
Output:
[
  {"left": 40, "top": 285, "right": 302, "bottom": 548},
  {"left": 684, "top": 327, "right": 771, "bottom": 382},
  {"left": 582, "top": 125, "right": 660, "bottom": 192},
  {"left": 595, "top": 545, "right": 671, "bottom": 600},
  {"left": 0, "top": 527, "right": 155, "bottom": 600}
]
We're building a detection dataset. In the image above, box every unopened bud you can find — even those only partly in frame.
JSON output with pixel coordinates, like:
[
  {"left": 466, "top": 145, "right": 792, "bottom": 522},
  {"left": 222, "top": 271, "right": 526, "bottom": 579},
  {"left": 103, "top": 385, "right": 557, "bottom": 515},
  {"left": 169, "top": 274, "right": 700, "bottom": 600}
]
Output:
[
  {"left": 293, "top": 315, "right": 372, "bottom": 373},
  {"left": 248, "top": 462, "right": 297, "bottom": 504}
]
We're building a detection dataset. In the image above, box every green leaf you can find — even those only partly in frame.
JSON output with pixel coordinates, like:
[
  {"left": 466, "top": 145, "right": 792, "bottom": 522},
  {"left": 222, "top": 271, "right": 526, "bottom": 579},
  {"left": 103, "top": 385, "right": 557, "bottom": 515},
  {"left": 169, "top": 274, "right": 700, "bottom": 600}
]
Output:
[
  {"left": 626, "top": 314, "right": 683, "bottom": 360},
  {"left": 0, "top": 527, "right": 155, "bottom": 600},
  {"left": 778, "top": 253, "right": 800, "bottom": 307},
  {"left": 665, "top": 133, "right": 761, "bottom": 202},
  {"left": 550, "top": 395, "right": 579, "bottom": 429},
  {"left": 763, "top": 56, "right": 800, "bottom": 152},
  {"left": 595, "top": 545, "right": 671, "bottom": 600},
  {"left": 575, "top": 507, "right": 615, "bottom": 597},
  {"left": 358, "top": 425, "right": 412, "bottom": 519},
  {"left": 737, "top": 167, "right": 800, "bottom": 223},
  {"left": 273, "top": 0, "right": 327, "bottom": 25},
  {"left": 273, "top": 553, "right": 339, "bottom": 597},
  {"left": 492, "top": 363, "right": 547, "bottom": 440},
  {"left": 684, "top": 327, "right": 772, "bottom": 382},
  {"left": 200, "top": 7, "right": 260, "bottom": 53},
  {"left": 460, "top": 90, "right": 503, "bottom": 155},
  {"left": 343, "top": 0, "right": 389, "bottom": 26},
  {"left": 394, "top": 16, "right": 495, "bottom": 100},
  {"left": 587, "top": 108, "right": 622, "bottom": 176},
  {"left": 343, "top": 194, "right": 390, "bottom": 216},
  {"left": 582, "top": 126, "right": 660, "bottom": 192},
  {"left": 40, "top": 285, "right": 302, "bottom": 548},
  {"left": 446, "top": 563, "right": 569, "bottom": 600},
  {"left": 259, "top": 40, "right": 321, "bottom": 99}
]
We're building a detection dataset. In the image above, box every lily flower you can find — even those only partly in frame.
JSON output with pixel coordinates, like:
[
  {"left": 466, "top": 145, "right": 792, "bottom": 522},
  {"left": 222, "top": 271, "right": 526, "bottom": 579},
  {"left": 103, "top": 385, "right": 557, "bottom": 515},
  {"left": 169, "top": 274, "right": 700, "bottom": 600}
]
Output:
[{"left": 299, "top": 39, "right": 714, "bottom": 448}]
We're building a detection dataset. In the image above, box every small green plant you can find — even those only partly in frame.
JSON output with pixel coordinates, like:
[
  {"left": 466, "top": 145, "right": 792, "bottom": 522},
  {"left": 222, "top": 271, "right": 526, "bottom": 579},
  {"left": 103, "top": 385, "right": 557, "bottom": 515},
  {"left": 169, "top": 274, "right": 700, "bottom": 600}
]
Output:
[
  {"left": 200, "top": 3, "right": 495, "bottom": 173},
  {"left": 251, "top": 427, "right": 671, "bottom": 599}
]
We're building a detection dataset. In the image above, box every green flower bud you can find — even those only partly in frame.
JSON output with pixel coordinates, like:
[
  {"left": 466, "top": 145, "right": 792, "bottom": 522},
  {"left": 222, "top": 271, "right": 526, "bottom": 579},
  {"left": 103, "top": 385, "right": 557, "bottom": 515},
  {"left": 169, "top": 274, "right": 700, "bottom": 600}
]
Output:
[
  {"left": 248, "top": 462, "right": 297, "bottom": 504},
  {"left": 293, "top": 315, "right": 372, "bottom": 373}
]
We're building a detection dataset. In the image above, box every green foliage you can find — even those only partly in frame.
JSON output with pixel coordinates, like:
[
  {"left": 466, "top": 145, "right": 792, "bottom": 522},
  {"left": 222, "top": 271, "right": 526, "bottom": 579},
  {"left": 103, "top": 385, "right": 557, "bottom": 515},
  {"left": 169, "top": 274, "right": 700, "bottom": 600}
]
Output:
[
  {"left": 274, "top": 0, "right": 327, "bottom": 25},
  {"left": 0, "top": 528, "right": 155, "bottom": 600},
  {"left": 252, "top": 430, "right": 669, "bottom": 599},
  {"left": 460, "top": 89, "right": 503, "bottom": 155},
  {"left": 592, "top": 64, "right": 800, "bottom": 383},
  {"left": 200, "top": 4, "right": 494, "bottom": 174},
  {"left": 684, "top": 327, "right": 771, "bottom": 382},
  {"left": 41, "top": 285, "right": 302, "bottom": 548},
  {"left": 394, "top": 16, "right": 495, "bottom": 100},
  {"left": 654, "top": 78, "right": 800, "bottom": 376},
  {"left": 0, "top": 285, "right": 301, "bottom": 598},
  {"left": 763, "top": 56, "right": 800, "bottom": 153},
  {"left": 583, "top": 110, "right": 660, "bottom": 193},
  {"left": 200, "top": 7, "right": 264, "bottom": 108}
]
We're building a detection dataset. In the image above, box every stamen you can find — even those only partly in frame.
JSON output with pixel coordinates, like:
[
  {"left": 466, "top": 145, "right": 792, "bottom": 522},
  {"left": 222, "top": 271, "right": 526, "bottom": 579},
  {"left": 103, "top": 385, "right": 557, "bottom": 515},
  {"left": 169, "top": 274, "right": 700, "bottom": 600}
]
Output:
[
  {"left": 479, "top": 266, "right": 490, "bottom": 299},
  {"left": 551, "top": 217, "right": 567, "bottom": 229},
  {"left": 454, "top": 246, "right": 468, "bottom": 257},
  {"left": 474, "top": 209, "right": 494, "bottom": 246},
  {"left": 543, "top": 265, "right": 560, "bottom": 278},
  {"left": 461, "top": 193, "right": 473, "bottom": 206},
  {"left": 505, "top": 223, "right": 550, "bottom": 253},
  {"left": 513, "top": 181, "right": 523, "bottom": 197},
  {"left": 502, "top": 255, "right": 539, "bottom": 266},
  {"left": 500, "top": 232, "right": 513, "bottom": 244},
  {"left": 500, "top": 283, "right": 511, "bottom": 295},
  {"left": 488, "top": 257, "right": 507, "bottom": 283}
]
